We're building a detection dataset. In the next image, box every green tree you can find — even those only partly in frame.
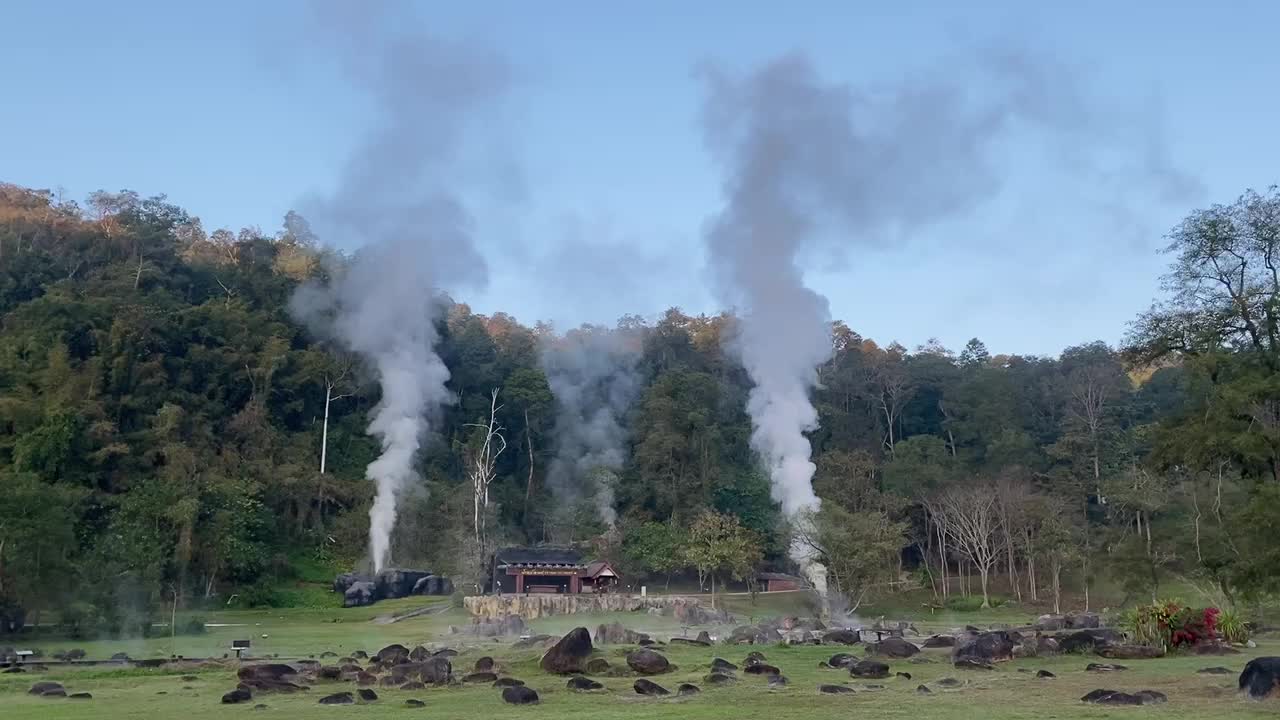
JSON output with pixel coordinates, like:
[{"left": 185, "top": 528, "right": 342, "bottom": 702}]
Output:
[{"left": 686, "top": 511, "right": 762, "bottom": 608}]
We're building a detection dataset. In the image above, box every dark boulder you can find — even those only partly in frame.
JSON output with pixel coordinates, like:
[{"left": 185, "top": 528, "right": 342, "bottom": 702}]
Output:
[
  {"left": 744, "top": 663, "right": 781, "bottom": 676},
  {"left": 357, "top": 688, "right": 378, "bottom": 702},
  {"left": 317, "top": 666, "right": 343, "bottom": 681},
  {"left": 1199, "top": 666, "right": 1234, "bottom": 675},
  {"left": 222, "top": 688, "right": 253, "bottom": 704},
  {"left": 585, "top": 657, "right": 611, "bottom": 674},
  {"left": 474, "top": 656, "right": 495, "bottom": 672},
  {"left": 1058, "top": 628, "right": 1123, "bottom": 653},
  {"left": 541, "top": 627, "right": 594, "bottom": 675},
  {"left": 669, "top": 637, "right": 711, "bottom": 647},
  {"left": 374, "top": 569, "right": 432, "bottom": 600},
  {"left": 727, "top": 624, "right": 780, "bottom": 645},
  {"left": 1086, "top": 663, "right": 1128, "bottom": 673},
  {"left": 463, "top": 672, "right": 498, "bottom": 683},
  {"left": 626, "top": 648, "right": 672, "bottom": 675},
  {"left": 409, "top": 646, "right": 431, "bottom": 661},
  {"left": 922, "top": 635, "right": 956, "bottom": 648},
  {"left": 356, "top": 672, "right": 376, "bottom": 686},
  {"left": 1065, "top": 612, "right": 1101, "bottom": 629},
  {"left": 952, "top": 631, "right": 1017, "bottom": 665},
  {"left": 704, "top": 672, "right": 736, "bottom": 685},
  {"left": 896, "top": 672, "right": 912, "bottom": 680},
  {"left": 870, "top": 637, "right": 919, "bottom": 658},
  {"left": 1081, "top": 689, "right": 1167, "bottom": 706},
  {"left": 768, "top": 675, "right": 788, "bottom": 688},
  {"left": 1240, "top": 657, "right": 1280, "bottom": 700},
  {"left": 412, "top": 574, "right": 449, "bottom": 596},
  {"left": 823, "top": 629, "right": 860, "bottom": 645},
  {"left": 374, "top": 644, "right": 411, "bottom": 664},
  {"left": 405, "top": 698, "right": 425, "bottom": 708},
  {"left": 850, "top": 660, "right": 890, "bottom": 679},
  {"left": 819, "top": 684, "right": 855, "bottom": 694},
  {"left": 567, "top": 675, "right": 604, "bottom": 691},
  {"left": 745, "top": 650, "right": 767, "bottom": 662},
  {"left": 343, "top": 581, "right": 376, "bottom": 608},
  {"left": 916, "top": 684, "right": 932, "bottom": 694},
  {"left": 678, "top": 683, "right": 701, "bottom": 695},
  {"left": 513, "top": 634, "right": 554, "bottom": 649},
  {"left": 1034, "top": 614, "right": 1066, "bottom": 631},
  {"left": 432, "top": 648, "right": 458, "bottom": 658},
  {"left": 633, "top": 679, "right": 669, "bottom": 696},
  {"left": 28, "top": 681, "right": 65, "bottom": 696},
  {"left": 69, "top": 692, "right": 92, "bottom": 700},
  {"left": 1037, "top": 670, "right": 1056, "bottom": 678},
  {"left": 711, "top": 657, "right": 738, "bottom": 672},
  {"left": 503, "top": 686, "right": 540, "bottom": 705},
  {"left": 333, "top": 572, "right": 365, "bottom": 594},
  {"left": 696, "top": 631, "right": 712, "bottom": 644},
  {"left": 827, "top": 653, "right": 856, "bottom": 668},
  {"left": 596, "top": 622, "right": 649, "bottom": 645},
  {"left": 935, "top": 677, "right": 963, "bottom": 688},
  {"left": 319, "top": 692, "right": 354, "bottom": 705},
  {"left": 420, "top": 657, "right": 453, "bottom": 685},
  {"left": 1096, "top": 644, "right": 1164, "bottom": 660},
  {"left": 110, "top": 652, "right": 130, "bottom": 661},
  {"left": 237, "top": 664, "right": 299, "bottom": 682}
]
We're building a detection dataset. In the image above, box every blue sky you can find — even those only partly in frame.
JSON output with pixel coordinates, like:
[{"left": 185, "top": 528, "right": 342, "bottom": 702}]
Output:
[{"left": 3, "top": 1, "right": 1278, "bottom": 355}]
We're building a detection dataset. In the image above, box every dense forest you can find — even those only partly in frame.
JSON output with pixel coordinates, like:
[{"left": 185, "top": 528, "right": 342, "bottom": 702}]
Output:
[{"left": 1, "top": 181, "right": 1278, "bottom": 633}]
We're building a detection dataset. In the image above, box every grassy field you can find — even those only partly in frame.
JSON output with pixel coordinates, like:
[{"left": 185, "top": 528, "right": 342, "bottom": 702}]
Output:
[{"left": 1, "top": 592, "right": 1276, "bottom": 719}]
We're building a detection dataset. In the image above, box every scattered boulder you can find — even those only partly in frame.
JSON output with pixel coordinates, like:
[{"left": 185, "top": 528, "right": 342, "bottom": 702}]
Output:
[
  {"left": 222, "top": 689, "right": 253, "bottom": 704},
  {"left": 952, "top": 631, "right": 1017, "bottom": 665},
  {"left": 319, "top": 691, "right": 354, "bottom": 705},
  {"left": 317, "top": 666, "right": 343, "bottom": 681},
  {"left": 540, "top": 627, "right": 593, "bottom": 674},
  {"left": 678, "top": 683, "right": 701, "bottom": 695},
  {"left": 238, "top": 664, "right": 300, "bottom": 683},
  {"left": 827, "top": 653, "right": 856, "bottom": 668},
  {"left": 1199, "top": 666, "right": 1234, "bottom": 675},
  {"left": 625, "top": 648, "right": 672, "bottom": 675},
  {"left": 596, "top": 622, "right": 650, "bottom": 645},
  {"left": 503, "top": 685, "right": 541, "bottom": 705},
  {"left": 696, "top": 631, "right": 713, "bottom": 644},
  {"left": 819, "top": 684, "right": 855, "bottom": 694},
  {"left": 474, "top": 656, "right": 495, "bottom": 672},
  {"left": 405, "top": 698, "right": 425, "bottom": 708},
  {"left": 869, "top": 637, "right": 920, "bottom": 658},
  {"left": 356, "top": 672, "right": 377, "bottom": 686},
  {"left": 896, "top": 672, "right": 912, "bottom": 680},
  {"left": 633, "top": 679, "right": 669, "bottom": 696},
  {"left": 710, "top": 657, "right": 738, "bottom": 673},
  {"left": 585, "top": 658, "right": 611, "bottom": 674},
  {"left": 374, "top": 644, "right": 411, "bottom": 664},
  {"left": 669, "top": 637, "right": 711, "bottom": 647},
  {"left": 1086, "top": 663, "right": 1128, "bottom": 673},
  {"left": 916, "top": 684, "right": 932, "bottom": 694},
  {"left": 1035, "top": 636, "right": 1061, "bottom": 655},
  {"left": 1058, "top": 629, "right": 1123, "bottom": 654},
  {"left": 464, "top": 672, "right": 498, "bottom": 683},
  {"left": 822, "top": 629, "right": 860, "bottom": 645},
  {"left": 567, "top": 675, "right": 604, "bottom": 691},
  {"left": 357, "top": 688, "right": 378, "bottom": 702},
  {"left": 1081, "top": 689, "right": 1167, "bottom": 706},
  {"left": 69, "top": 692, "right": 93, "bottom": 700},
  {"left": 1096, "top": 644, "right": 1164, "bottom": 660},
  {"left": 850, "top": 660, "right": 890, "bottom": 679},
  {"left": 727, "top": 624, "right": 780, "bottom": 645},
  {"left": 494, "top": 677, "right": 524, "bottom": 688},
  {"left": 768, "top": 675, "right": 789, "bottom": 688},
  {"left": 1065, "top": 612, "right": 1101, "bottom": 629},
  {"left": 704, "top": 672, "right": 736, "bottom": 685},
  {"left": 744, "top": 663, "right": 781, "bottom": 676},
  {"left": 1239, "top": 657, "right": 1280, "bottom": 700},
  {"left": 374, "top": 569, "right": 432, "bottom": 600},
  {"left": 333, "top": 572, "right": 365, "bottom": 594},
  {"left": 110, "top": 652, "right": 131, "bottom": 661},
  {"left": 1037, "top": 670, "right": 1056, "bottom": 679},
  {"left": 513, "top": 634, "right": 555, "bottom": 649},
  {"left": 343, "top": 581, "right": 376, "bottom": 608},
  {"left": 935, "top": 677, "right": 963, "bottom": 688},
  {"left": 409, "top": 646, "right": 431, "bottom": 661},
  {"left": 922, "top": 635, "right": 956, "bottom": 649},
  {"left": 411, "top": 574, "right": 452, "bottom": 596},
  {"left": 420, "top": 657, "right": 454, "bottom": 685},
  {"left": 1034, "top": 614, "right": 1066, "bottom": 631},
  {"left": 432, "top": 648, "right": 458, "bottom": 658}
]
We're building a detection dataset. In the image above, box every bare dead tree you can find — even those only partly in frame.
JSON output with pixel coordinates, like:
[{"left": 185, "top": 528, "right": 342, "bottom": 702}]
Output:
[
  {"left": 465, "top": 388, "right": 508, "bottom": 546},
  {"left": 319, "top": 364, "right": 353, "bottom": 475},
  {"left": 869, "top": 349, "right": 914, "bottom": 455},
  {"left": 937, "top": 483, "right": 1003, "bottom": 608}
]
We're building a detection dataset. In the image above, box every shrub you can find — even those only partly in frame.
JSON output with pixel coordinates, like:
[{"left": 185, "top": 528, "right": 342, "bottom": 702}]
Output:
[
  {"left": 944, "top": 595, "right": 1005, "bottom": 612},
  {"left": 1127, "top": 600, "right": 1223, "bottom": 650},
  {"left": 1217, "top": 609, "right": 1249, "bottom": 644},
  {"left": 181, "top": 616, "right": 208, "bottom": 635}
]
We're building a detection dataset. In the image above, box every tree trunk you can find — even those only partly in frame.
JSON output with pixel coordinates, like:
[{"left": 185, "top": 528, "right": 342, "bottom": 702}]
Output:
[
  {"left": 978, "top": 567, "right": 990, "bottom": 608},
  {"left": 320, "top": 385, "right": 332, "bottom": 474},
  {"left": 524, "top": 409, "right": 534, "bottom": 512},
  {"left": 710, "top": 573, "right": 716, "bottom": 609},
  {"left": 1051, "top": 558, "right": 1062, "bottom": 614}
]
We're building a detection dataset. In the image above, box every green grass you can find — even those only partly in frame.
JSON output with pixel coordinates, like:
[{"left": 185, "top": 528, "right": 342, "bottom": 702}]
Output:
[{"left": 2, "top": 595, "right": 1277, "bottom": 719}]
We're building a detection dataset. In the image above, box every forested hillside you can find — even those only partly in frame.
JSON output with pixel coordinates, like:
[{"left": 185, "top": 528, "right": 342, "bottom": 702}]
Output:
[{"left": 1, "top": 182, "right": 1278, "bottom": 631}]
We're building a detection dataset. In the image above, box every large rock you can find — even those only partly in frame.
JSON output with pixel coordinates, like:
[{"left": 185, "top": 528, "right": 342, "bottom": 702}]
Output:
[
  {"left": 633, "top": 679, "right": 669, "bottom": 696},
  {"left": 1096, "top": 644, "right": 1164, "bottom": 660},
  {"left": 1057, "top": 629, "right": 1122, "bottom": 654},
  {"left": 499, "top": 685, "right": 538, "bottom": 705},
  {"left": 1034, "top": 614, "right": 1066, "bottom": 631},
  {"left": 333, "top": 572, "right": 366, "bottom": 594},
  {"left": 1240, "top": 657, "right": 1280, "bottom": 700},
  {"left": 596, "top": 622, "right": 650, "bottom": 645},
  {"left": 343, "top": 581, "right": 376, "bottom": 608},
  {"left": 319, "top": 692, "right": 354, "bottom": 705},
  {"left": 953, "top": 631, "right": 1018, "bottom": 665},
  {"left": 727, "top": 624, "right": 781, "bottom": 645},
  {"left": 822, "top": 629, "right": 861, "bottom": 645},
  {"left": 540, "top": 627, "right": 594, "bottom": 675},
  {"left": 237, "top": 664, "right": 300, "bottom": 683},
  {"left": 1065, "top": 612, "right": 1101, "bottom": 629},
  {"left": 870, "top": 637, "right": 920, "bottom": 658},
  {"left": 850, "top": 660, "right": 890, "bottom": 679},
  {"left": 222, "top": 688, "right": 253, "bottom": 704},
  {"left": 819, "top": 684, "right": 855, "bottom": 694},
  {"left": 626, "top": 648, "right": 672, "bottom": 675},
  {"left": 1081, "top": 689, "right": 1167, "bottom": 706},
  {"left": 567, "top": 676, "right": 604, "bottom": 691},
  {"left": 922, "top": 635, "right": 956, "bottom": 648},
  {"left": 29, "top": 681, "right": 65, "bottom": 696},
  {"left": 375, "top": 569, "right": 432, "bottom": 600},
  {"left": 374, "top": 644, "right": 411, "bottom": 664},
  {"left": 827, "top": 653, "right": 856, "bottom": 668}
]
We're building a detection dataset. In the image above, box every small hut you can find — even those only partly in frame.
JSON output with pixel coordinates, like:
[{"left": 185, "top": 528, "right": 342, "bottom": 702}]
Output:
[
  {"left": 582, "top": 561, "right": 620, "bottom": 593},
  {"left": 757, "top": 572, "right": 804, "bottom": 592},
  {"left": 491, "top": 547, "right": 588, "bottom": 594}
]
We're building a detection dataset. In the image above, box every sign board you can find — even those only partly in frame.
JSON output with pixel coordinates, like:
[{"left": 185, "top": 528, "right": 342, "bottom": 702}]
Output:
[
  {"left": 232, "top": 640, "right": 251, "bottom": 649},
  {"left": 508, "top": 568, "right": 580, "bottom": 577}
]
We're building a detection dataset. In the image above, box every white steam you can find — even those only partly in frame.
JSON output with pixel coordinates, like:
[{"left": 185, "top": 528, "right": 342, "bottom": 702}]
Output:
[
  {"left": 541, "top": 325, "right": 642, "bottom": 527},
  {"left": 287, "top": 3, "right": 509, "bottom": 572}
]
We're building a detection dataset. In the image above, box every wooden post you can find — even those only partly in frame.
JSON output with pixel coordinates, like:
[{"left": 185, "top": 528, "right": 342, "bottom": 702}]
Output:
[
  {"left": 515, "top": 573, "right": 524, "bottom": 594},
  {"left": 570, "top": 574, "right": 580, "bottom": 594}
]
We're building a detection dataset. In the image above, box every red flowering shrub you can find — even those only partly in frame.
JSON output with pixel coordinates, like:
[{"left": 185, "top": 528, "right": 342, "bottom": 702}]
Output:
[{"left": 1128, "top": 601, "right": 1222, "bottom": 650}]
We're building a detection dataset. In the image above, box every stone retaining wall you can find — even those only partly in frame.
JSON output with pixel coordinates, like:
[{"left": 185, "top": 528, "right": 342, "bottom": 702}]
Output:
[{"left": 463, "top": 593, "right": 705, "bottom": 620}]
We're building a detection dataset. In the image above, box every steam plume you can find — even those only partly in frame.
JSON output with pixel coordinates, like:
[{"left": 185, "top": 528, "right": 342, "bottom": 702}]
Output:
[
  {"left": 698, "top": 49, "right": 1195, "bottom": 603},
  {"left": 288, "top": 2, "right": 509, "bottom": 572},
  {"left": 541, "top": 325, "right": 642, "bottom": 527}
]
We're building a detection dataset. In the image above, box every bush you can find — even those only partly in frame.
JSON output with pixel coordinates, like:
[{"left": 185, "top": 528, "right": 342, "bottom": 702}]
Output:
[
  {"left": 1127, "top": 600, "right": 1223, "bottom": 650},
  {"left": 181, "top": 616, "right": 208, "bottom": 635},
  {"left": 1217, "top": 609, "right": 1249, "bottom": 644},
  {"left": 59, "top": 602, "right": 105, "bottom": 640},
  {"left": 944, "top": 595, "right": 1005, "bottom": 612}
]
